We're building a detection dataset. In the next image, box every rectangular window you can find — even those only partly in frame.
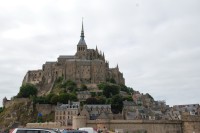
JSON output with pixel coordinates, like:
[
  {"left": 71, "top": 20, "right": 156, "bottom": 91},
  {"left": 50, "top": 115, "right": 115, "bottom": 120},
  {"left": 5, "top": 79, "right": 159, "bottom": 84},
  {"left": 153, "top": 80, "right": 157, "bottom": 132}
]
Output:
[
  {"left": 16, "top": 130, "right": 26, "bottom": 133},
  {"left": 27, "top": 130, "right": 40, "bottom": 133}
]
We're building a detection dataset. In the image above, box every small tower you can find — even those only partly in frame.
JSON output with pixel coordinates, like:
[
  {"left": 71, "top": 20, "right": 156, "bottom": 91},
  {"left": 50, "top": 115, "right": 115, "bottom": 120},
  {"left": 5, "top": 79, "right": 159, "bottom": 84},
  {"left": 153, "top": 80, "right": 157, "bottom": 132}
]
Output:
[
  {"left": 103, "top": 52, "right": 105, "bottom": 61},
  {"left": 3, "top": 97, "right": 7, "bottom": 107}
]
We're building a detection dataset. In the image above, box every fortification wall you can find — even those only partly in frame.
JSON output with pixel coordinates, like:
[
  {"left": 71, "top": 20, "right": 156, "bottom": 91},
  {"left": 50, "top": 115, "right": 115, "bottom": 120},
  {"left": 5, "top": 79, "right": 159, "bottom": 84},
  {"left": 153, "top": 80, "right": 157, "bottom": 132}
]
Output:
[
  {"left": 4, "top": 98, "right": 30, "bottom": 108},
  {"left": 182, "top": 115, "right": 200, "bottom": 133},
  {"left": 108, "top": 120, "right": 182, "bottom": 133},
  {"left": 26, "top": 122, "right": 61, "bottom": 129},
  {"left": 73, "top": 116, "right": 87, "bottom": 129},
  {"left": 73, "top": 116, "right": 182, "bottom": 133},
  {"left": 36, "top": 104, "right": 55, "bottom": 115}
]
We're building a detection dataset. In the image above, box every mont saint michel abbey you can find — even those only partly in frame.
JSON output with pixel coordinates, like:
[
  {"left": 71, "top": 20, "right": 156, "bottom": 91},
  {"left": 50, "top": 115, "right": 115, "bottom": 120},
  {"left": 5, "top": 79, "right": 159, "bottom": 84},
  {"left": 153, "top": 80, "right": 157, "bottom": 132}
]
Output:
[
  {"left": 2, "top": 22, "right": 200, "bottom": 133},
  {"left": 23, "top": 22, "right": 125, "bottom": 93}
]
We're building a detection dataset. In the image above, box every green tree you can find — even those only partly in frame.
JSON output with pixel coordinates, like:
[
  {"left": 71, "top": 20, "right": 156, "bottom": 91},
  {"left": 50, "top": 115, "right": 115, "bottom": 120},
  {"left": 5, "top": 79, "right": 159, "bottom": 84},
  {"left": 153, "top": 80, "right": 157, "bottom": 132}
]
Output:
[
  {"left": 86, "top": 97, "right": 98, "bottom": 104},
  {"left": 34, "top": 96, "right": 47, "bottom": 104},
  {"left": 91, "top": 92, "right": 96, "bottom": 97},
  {"left": 111, "top": 94, "right": 123, "bottom": 113},
  {"left": 96, "top": 96, "right": 106, "bottom": 104},
  {"left": 109, "top": 78, "right": 116, "bottom": 84},
  {"left": 80, "top": 84, "right": 88, "bottom": 91},
  {"left": 57, "top": 93, "right": 77, "bottom": 104},
  {"left": 58, "top": 93, "right": 69, "bottom": 104},
  {"left": 106, "top": 98, "right": 112, "bottom": 104},
  {"left": 50, "top": 95, "right": 59, "bottom": 104},
  {"left": 97, "top": 82, "right": 107, "bottom": 90},
  {"left": 65, "top": 80, "right": 77, "bottom": 92},
  {"left": 56, "top": 76, "right": 64, "bottom": 83},
  {"left": 119, "top": 84, "right": 134, "bottom": 94},
  {"left": 0, "top": 107, "right": 4, "bottom": 113},
  {"left": 102, "top": 84, "right": 120, "bottom": 98},
  {"left": 58, "top": 79, "right": 77, "bottom": 91},
  {"left": 69, "top": 93, "right": 78, "bottom": 101},
  {"left": 46, "top": 93, "right": 56, "bottom": 103},
  {"left": 97, "top": 92, "right": 103, "bottom": 96},
  {"left": 123, "top": 96, "right": 133, "bottom": 101},
  {"left": 17, "top": 83, "right": 38, "bottom": 98}
]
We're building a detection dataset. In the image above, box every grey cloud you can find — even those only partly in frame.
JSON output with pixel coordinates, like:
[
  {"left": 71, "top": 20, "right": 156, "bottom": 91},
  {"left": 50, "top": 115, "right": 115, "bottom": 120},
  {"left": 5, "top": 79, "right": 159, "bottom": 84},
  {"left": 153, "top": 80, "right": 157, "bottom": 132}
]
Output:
[{"left": 0, "top": 0, "right": 200, "bottom": 107}]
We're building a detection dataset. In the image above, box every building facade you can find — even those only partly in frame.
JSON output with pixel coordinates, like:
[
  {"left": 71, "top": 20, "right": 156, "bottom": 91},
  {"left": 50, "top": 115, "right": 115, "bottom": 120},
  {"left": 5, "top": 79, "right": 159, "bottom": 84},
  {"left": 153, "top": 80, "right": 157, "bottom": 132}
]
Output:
[{"left": 55, "top": 102, "right": 80, "bottom": 126}]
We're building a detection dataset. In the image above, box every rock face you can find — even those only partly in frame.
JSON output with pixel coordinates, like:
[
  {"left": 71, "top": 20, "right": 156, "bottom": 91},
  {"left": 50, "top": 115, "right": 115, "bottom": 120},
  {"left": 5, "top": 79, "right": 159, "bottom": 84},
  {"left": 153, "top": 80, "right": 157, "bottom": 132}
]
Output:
[{"left": 22, "top": 22, "right": 125, "bottom": 95}]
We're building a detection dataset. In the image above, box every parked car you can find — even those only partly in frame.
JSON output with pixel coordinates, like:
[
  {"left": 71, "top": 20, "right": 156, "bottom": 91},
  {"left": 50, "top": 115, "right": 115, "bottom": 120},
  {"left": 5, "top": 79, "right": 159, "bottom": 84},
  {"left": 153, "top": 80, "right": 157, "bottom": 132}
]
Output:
[
  {"left": 52, "top": 128, "right": 61, "bottom": 133},
  {"left": 78, "top": 127, "right": 97, "bottom": 133},
  {"left": 62, "top": 129, "right": 88, "bottom": 133},
  {"left": 10, "top": 128, "right": 58, "bottom": 133}
]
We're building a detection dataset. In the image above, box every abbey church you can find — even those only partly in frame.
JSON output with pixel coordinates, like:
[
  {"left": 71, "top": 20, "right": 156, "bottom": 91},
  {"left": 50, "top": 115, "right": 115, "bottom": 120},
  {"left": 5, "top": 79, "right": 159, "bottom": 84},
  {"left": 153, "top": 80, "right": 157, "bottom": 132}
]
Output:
[{"left": 23, "top": 22, "right": 125, "bottom": 93}]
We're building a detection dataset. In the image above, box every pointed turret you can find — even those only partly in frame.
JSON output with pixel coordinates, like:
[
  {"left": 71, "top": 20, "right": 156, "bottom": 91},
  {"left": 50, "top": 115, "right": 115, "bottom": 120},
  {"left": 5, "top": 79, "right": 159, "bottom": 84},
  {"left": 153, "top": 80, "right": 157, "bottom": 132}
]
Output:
[
  {"left": 116, "top": 64, "right": 119, "bottom": 70},
  {"left": 96, "top": 45, "right": 98, "bottom": 51}
]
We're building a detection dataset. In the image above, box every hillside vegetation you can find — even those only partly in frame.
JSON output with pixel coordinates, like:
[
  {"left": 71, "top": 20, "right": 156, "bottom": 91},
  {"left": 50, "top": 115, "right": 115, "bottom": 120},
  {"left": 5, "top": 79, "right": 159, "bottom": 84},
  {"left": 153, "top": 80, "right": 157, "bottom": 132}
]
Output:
[{"left": 0, "top": 77, "right": 145, "bottom": 132}]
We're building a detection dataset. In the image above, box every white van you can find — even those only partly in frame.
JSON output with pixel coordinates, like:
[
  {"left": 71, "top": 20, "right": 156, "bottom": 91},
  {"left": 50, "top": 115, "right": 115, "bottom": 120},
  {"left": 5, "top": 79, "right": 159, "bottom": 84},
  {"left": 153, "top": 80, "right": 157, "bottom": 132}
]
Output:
[{"left": 78, "top": 127, "right": 97, "bottom": 133}]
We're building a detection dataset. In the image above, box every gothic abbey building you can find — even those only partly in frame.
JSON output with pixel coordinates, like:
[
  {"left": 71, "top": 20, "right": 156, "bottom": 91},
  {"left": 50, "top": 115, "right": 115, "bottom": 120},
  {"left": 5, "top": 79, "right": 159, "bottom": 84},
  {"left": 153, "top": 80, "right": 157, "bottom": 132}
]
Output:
[{"left": 23, "top": 22, "right": 125, "bottom": 93}]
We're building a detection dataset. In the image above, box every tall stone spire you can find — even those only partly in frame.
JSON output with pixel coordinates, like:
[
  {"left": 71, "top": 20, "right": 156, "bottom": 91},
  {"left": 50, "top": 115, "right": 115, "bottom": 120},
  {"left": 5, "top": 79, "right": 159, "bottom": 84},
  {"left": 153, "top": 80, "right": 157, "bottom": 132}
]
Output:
[
  {"left": 78, "top": 18, "right": 87, "bottom": 46},
  {"left": 81, "top": 19, "right": 84, "bottom": 38}
]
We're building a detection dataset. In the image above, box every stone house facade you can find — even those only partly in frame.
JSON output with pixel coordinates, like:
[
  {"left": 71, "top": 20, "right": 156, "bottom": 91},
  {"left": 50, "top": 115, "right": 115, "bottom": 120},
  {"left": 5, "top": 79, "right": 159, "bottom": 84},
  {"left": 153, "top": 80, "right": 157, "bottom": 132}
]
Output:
[{"left": 55, "top": 102, "right": 80, "bottom": 126}]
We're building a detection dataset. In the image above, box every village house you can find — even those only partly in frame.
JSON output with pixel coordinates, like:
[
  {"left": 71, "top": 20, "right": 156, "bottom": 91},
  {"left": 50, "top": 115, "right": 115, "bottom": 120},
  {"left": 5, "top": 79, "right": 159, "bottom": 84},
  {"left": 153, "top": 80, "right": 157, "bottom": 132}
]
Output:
[{"left": 55, "top": 101, "right": 80, "bottom": 126}]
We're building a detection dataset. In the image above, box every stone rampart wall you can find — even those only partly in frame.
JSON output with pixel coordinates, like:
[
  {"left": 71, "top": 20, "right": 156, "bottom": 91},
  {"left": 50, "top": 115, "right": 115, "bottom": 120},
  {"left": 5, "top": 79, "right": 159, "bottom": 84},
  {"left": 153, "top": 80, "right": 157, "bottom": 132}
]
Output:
[
  {"left": 4, "top": 98, "right": 30, "bottom": 108},
  {"left": 36, "top": 104, "right": 55, "bottom": 115},
  {"left": 73, "top": 116, "right": 87, "bottom": 129},
  {"left": 109, "top": 120, "right": 182, "bottom": 133},
  {"left": 26, "top": 122, "right": 61, "bottom": 129},
  {"left": 182, "top": 115, "right": 200, "bottom": 133},
  {"left": 73, "top": 116, "right": 183, "bottom": 133}
]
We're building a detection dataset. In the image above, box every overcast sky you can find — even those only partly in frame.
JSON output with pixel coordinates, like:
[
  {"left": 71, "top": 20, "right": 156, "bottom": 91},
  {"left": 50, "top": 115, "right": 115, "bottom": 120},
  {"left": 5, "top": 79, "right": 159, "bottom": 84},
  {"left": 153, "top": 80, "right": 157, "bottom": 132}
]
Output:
[{"left": 0, "top": 0, "right": 200, "bottom": 107}]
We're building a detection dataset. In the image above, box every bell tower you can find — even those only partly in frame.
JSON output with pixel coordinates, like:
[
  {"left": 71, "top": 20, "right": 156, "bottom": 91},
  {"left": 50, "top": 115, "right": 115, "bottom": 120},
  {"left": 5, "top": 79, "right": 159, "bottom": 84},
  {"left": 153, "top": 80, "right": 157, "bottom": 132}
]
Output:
[
  {"left": 76, "top": 20, "right": 87, "bottom": 59},
  {"left": 77, "top": 20, "right": 87, "bottom": 51}
]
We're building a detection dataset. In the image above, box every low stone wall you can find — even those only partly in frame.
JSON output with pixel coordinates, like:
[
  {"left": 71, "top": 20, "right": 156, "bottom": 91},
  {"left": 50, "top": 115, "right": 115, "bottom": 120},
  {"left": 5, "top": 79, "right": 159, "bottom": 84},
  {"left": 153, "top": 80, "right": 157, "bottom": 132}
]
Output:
[
  {"left": 26, "top": 122, "right": 61, "bottom": 129},
  {"left": 92, "top": 120, "right": 182, "bottom": 133}
]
